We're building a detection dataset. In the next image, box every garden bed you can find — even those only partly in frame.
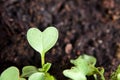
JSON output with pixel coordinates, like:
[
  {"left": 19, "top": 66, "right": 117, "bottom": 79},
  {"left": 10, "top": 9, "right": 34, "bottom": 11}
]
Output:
[{"left": 0, "top": 0, "right": 120, "bottom": 80}]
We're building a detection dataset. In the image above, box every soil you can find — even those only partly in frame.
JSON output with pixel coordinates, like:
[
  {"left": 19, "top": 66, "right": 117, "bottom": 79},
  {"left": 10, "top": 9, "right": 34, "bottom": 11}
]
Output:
[{"left": 0, "top": 0, "right": 120, "bottom": 80}]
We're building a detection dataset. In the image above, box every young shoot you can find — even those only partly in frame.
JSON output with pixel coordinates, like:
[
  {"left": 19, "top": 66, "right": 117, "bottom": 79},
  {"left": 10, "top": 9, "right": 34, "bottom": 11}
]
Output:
[
  {"left": 63, "top": 54, "right": 105, "bottom": 80},
  {"left": 24, "top": 26, "right": 58, "bottom": 80},
  {"left": 27, "top": 27, "right": 58, "bottom": 67}
]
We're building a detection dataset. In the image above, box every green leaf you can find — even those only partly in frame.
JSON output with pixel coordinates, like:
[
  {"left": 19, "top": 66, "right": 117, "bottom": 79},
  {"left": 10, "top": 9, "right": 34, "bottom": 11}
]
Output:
[
  {"left": 70, "top": 55, "right": 96, "bottom": 75},
  {"left": 21, "top": 66, "right": 38, "bottom": 77},
  {"left": 0, "top": 66, "right": 19, "bottom": 80},
  {"left": 27, "top": 27, "right": 58, "bottom": 55},
  {"left": 117, "top": 73, "right": 120, "bottom": 80},
  {"left": 63, "top": 54, "right": 105, "bottom": 80},
  {"left": 63, "top": 69, "right": 86, "bottom": 80},
  {"left": 80, "top": 54, "right": 96, "bottom": 66},
  {"left": 38, "top": 63, "right": 52, "bottom": 72},
  {"left": 93, "top": 67, "right": 105, "bottom": 80},
  {"left": 63, "top": 55, "right": 88, "bottom": 80},
  {"left": 110, "top": 65, "right": 120, "bottom": 80},
  {"left": 28, "top": 72, "right": 45, "bottom": 80},
  {"left": 70, "top": 55, "right": 97, "bottom": 76},
  {"left": 44, "top": 73, "right": 55, "bottom": 80},
  {"left": 20, "top": 78, "right": 26, "bottom": 80}
]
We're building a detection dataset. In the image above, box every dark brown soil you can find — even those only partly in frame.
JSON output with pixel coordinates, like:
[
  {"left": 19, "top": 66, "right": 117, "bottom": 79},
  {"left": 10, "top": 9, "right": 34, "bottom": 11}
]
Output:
[{"left": 0, "top": 0, "right": 120, "bottom": 80}]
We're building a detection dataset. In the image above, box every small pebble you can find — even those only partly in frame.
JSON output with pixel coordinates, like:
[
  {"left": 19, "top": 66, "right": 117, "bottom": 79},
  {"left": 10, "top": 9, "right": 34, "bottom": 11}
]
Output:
[{"left": 65, "top": 43, "right": 73, "bottom": 54}]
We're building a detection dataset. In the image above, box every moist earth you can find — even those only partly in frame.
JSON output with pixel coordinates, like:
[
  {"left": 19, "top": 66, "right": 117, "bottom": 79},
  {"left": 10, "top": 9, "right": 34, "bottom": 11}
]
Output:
[{"left": 0, "top": 0, "right": 120, "bottom": 80}]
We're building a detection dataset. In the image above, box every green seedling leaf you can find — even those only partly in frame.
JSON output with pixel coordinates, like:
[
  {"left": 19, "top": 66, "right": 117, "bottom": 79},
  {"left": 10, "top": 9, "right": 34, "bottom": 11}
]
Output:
[
  {"left": 80, "top": 54, "right": 96, "bottom": 66},
  {"left": 63, "top": 55, "right": 90, "bottom": 80},
  {"left": 28, "top": 72, "right": 45, "bottom": 80},
  {"left": 28, "top": 72, "right": 55, "bottom": 80},
  {"left": 63, "top": 69, "right": 86, "bottom": 80},
  {"left": 27, "top": 27, "right": 58, "bottom": 55},
  {"left": 117, "top": 73, "right": 120, "bottom": 80},
  {"left": 0, "top": 66, "right": 19, "bottom": 80},
  {"left": 63, "top": 54, "right": 105, "bottom": 80},
  {"left": 21, "top": 66, "right": 38, "bottom": 77},
  {"left": 20, "top": 78, "right": 26, "bottom": 80},
  {"left": 70, "top": 55, "right": 97, "bottom": 76},
  {"left": 93, "top": 67, "right": 105, "bottom": 80},
  {"left": 38, "top": 63, "right": 52, "bottom": 72},
  {"left": 44, "top": 73, "right": 56, "bottom": 80},
  {"left": 110, "top": 65, "right": 120, "bottom": 80}
]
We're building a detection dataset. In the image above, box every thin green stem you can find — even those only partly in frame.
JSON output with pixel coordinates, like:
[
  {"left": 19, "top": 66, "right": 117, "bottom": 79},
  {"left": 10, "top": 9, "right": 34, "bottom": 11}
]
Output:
[{"left": 41, "top": 53, "right": 45, "bottom": 67}]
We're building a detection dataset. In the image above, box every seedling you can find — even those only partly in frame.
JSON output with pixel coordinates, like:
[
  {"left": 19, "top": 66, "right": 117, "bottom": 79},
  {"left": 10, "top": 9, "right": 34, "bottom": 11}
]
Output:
[
  {"left": 0, "top": 27, "right": 58, "bottom": 80},
  {"left": 63, "top": 54, "right": 105, "bottom": 80},
  {"left": 27, "top": 27, "right": 58, "bottom": 66},
  {"left": 21, "top": 27, "right": 58, "bottom": 80},
  {"left": 1, "top": 26, "right": 120, "bottom": 80}
]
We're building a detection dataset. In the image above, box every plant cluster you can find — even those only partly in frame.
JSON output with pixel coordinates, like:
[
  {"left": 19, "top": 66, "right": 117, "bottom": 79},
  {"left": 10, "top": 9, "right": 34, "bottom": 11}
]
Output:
[
  {"left": 0, "top": 27, "right": 120, "bottom": 80},
  {"left": 63, "top": 54, "right": 105, "bottom": 80},
  {"left": 0, "top": 27, "right": 58, "bottom": 80}
]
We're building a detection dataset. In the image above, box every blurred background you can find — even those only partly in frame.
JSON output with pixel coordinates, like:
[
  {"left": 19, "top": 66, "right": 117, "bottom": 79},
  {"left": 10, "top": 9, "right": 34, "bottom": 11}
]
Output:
[{"left": 0, "top": 0, "right": 120, "bottom": 80}]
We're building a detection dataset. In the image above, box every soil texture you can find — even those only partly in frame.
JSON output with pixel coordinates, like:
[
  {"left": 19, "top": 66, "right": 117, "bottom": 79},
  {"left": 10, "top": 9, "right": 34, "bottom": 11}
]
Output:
[{"left": 0, "top": 0, "right": 120, "bottom": 80}]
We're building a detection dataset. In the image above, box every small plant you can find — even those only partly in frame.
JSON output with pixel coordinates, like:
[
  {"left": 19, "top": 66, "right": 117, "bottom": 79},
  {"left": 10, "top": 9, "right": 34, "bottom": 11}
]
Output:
[
  {"left": 63, "top": 54, "right": 105, "bottom": 80},
  {"left": 0, "top": 26, "right": 58, "bottom": 80},
  {"left": 26, "top": 27, "right": 58, "bottom": 67},
  {"left": 0, "top": 26, "right": 120, "bottom": 80},
  {"left": 21, "top": 26, "right": 58, "bottom": 80}
]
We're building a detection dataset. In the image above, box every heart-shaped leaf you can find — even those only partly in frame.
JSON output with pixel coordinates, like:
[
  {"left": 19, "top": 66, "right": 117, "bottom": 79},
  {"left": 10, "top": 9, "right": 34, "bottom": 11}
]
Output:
[
  {"left": 27, "top": 27, "right": 58, "bottom": 55},
  {"left": 0, "top": 66, "right": 19, "bottom": 80}
]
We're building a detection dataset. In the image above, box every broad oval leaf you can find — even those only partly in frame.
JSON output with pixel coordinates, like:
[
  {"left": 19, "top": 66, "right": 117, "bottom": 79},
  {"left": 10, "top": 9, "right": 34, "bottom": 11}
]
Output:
[
  {"left": 28, "top": 72, "right": 45, "bottom": 80},
  {"left": 0, "top": 66, "right": 19, "bottom": 80},
  {"left": 27, "top": 27, "right": 58, "bottom": 54},
  {"left": 21, "top": 66, "right": 38, "bottom": 77}
]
